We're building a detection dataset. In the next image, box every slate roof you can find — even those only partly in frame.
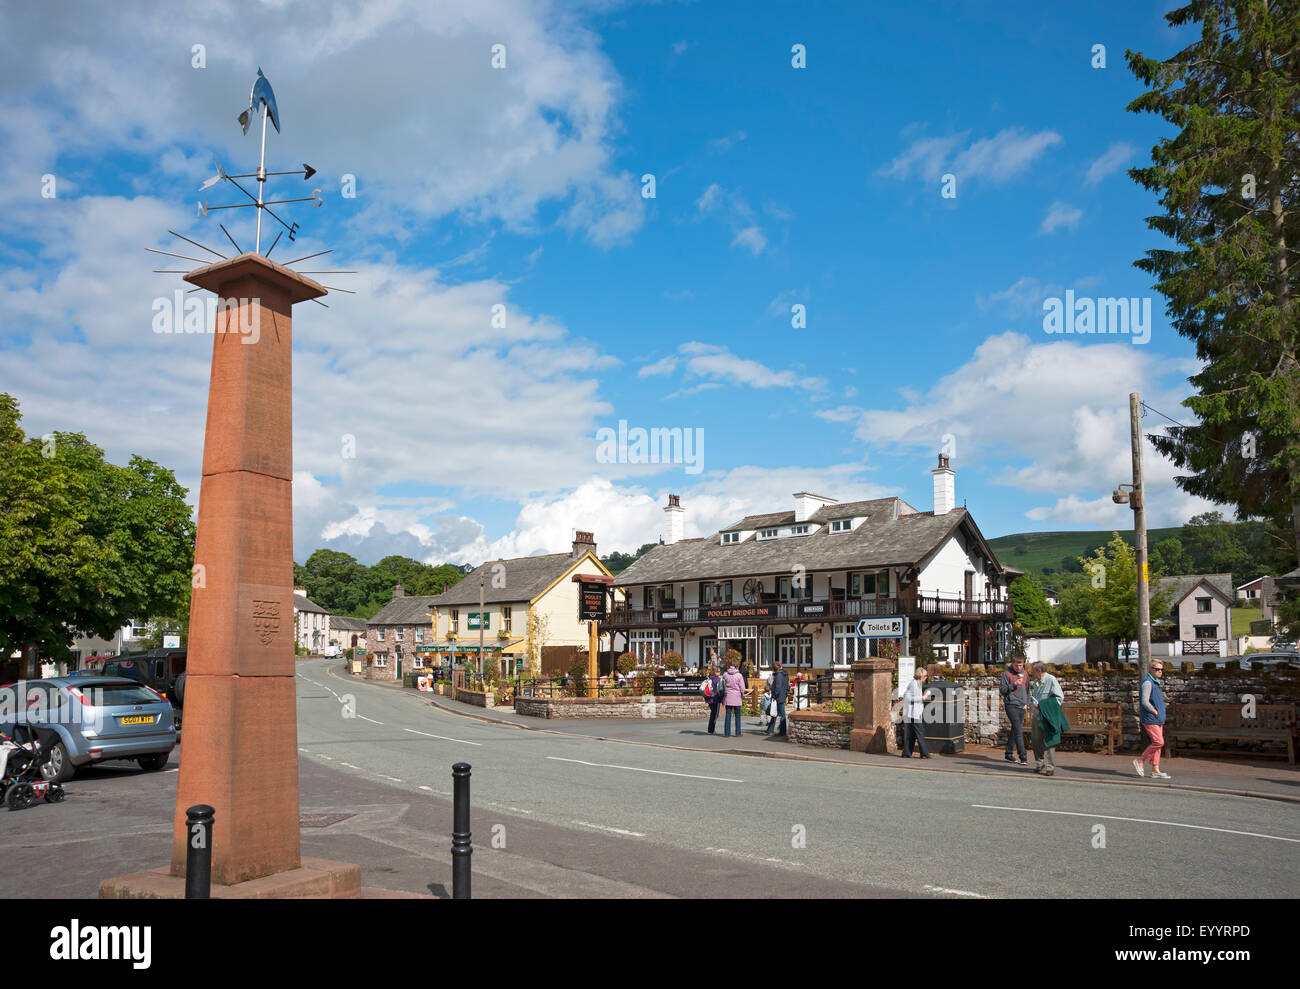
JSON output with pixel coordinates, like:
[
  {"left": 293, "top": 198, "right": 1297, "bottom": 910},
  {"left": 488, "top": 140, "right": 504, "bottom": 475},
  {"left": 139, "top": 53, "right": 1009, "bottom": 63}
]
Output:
[
  {"left": 717, "top": 497, "right": 920, "bottom": 533},
  {"left": 430, "top": 552, "right": 604, "bottom": 607},
  {"left": 293, "top": 593, "right": 329, "bottom": 615},
  {"left": 368, "top": 594, "right": 441, "bottom": 625},
  {"left": 617, "top": 501, "right": 1000, "bottom": 586},
  {"left": 1156, "top": 573, "right": 1235, "bottom": 606},
  {"left": 330, "top": 616, "right": 368, "bottom": 631}
]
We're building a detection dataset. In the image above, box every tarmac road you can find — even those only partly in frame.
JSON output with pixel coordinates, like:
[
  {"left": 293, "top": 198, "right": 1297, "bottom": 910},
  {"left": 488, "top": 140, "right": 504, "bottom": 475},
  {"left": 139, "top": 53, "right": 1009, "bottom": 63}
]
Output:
[
  {"left": 295, "top": 665, "right": 1300, "bottom": 898},
  {"left": 3, "top": 664, "right": 1295, "bottom": 898}
]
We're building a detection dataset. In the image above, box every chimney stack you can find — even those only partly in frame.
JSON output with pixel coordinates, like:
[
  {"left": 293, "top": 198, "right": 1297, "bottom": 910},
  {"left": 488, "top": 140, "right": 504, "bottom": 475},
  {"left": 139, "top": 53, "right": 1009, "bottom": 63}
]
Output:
[
  {"left": 572, "top": 530, "right": 596, "bottom": 558},
  {"left": 393, "top": 581, "right": 405, "bottom": 599},
  {"left": 664, "top": 494, "right": 684, "bottom": 545},
  {"left": 932, "top": 453, "right": 955, "bottom": 515},
  {"left": 793, "top": 491, "right": 837, "bottom": 523}
]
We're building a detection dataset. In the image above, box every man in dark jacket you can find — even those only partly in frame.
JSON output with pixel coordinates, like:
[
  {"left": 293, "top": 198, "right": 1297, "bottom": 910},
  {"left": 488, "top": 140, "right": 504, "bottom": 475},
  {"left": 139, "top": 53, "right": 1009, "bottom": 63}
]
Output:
[
  {"left": 1000, "top": 656, "right": 1030, "bottom": 765},
  {"left": 767, "top": 661, "right": 790, "bottom": 736}
]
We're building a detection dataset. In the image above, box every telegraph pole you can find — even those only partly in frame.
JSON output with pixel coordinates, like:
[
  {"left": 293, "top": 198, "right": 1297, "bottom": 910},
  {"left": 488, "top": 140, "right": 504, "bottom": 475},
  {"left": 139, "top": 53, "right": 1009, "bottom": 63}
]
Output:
[
  {"left": 478, "top": 570, "right": 486, "bottom": 675},
  {"left": 1129, "top": 392, "right": 1151, "bottom": 681}
]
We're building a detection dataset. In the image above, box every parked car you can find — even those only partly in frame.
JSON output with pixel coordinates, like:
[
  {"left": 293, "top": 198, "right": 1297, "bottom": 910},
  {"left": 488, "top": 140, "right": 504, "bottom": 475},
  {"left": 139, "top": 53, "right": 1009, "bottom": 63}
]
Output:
[
  {"left": 102, "top": 649, "right": 187, "bottom": 719},
  {"left": 0, "top": 677, "right": 177, "bottom": 782},
  {"left": 1240, "top": 652, "right": 1300, "bottom": 671}
]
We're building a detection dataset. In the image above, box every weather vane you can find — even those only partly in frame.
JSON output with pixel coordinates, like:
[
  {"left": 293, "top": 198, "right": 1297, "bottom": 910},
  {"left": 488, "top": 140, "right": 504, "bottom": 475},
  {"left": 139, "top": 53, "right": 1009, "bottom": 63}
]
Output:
[{"left": 147, "top": 67, "right": 353, "bottom": 305}]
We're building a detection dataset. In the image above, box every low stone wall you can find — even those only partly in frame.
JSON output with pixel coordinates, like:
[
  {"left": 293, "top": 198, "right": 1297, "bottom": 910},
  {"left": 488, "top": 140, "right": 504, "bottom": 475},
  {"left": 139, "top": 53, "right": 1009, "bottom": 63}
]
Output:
[
  {"left": 514, "top": 694, "right": 708, "bottom": 719},
  {"left": 789, "top": 710, "right": 852, "bottom": 748},
  {"left": 930, "top": 667, "right": 1299, "bottom": 755},
  {"left": 455, "top": 686, "right": 495, "bottom": 708}
]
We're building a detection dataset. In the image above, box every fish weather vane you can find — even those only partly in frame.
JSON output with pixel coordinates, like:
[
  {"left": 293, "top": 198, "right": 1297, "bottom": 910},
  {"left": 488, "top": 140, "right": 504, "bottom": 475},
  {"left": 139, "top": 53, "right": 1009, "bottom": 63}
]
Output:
[{"left": 147, "top": 68, "right": 354, "bottom": 305}]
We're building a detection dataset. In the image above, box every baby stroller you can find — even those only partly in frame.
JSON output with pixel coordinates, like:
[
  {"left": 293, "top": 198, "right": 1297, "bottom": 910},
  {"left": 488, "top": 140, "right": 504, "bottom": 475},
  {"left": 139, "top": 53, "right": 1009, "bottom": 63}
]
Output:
[{"left": 0, "top": 725, "right": 66, "bottom": 811}]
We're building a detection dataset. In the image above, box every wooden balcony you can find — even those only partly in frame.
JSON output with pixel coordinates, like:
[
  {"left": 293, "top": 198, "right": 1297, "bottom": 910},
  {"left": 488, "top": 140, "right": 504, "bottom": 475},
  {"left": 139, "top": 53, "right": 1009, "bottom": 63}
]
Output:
[{"left": 607, "top": 593, "right": 1012, "bottom": 628}]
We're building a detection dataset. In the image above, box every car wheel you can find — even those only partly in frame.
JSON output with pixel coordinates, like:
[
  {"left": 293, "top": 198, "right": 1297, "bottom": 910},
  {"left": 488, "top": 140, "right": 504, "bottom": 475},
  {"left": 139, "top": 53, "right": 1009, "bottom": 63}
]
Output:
[
  {"left": 138, "top": 752, "right": 169, "bottom": 772},
  {"left": 41, "top": 741, "right": 75, "bottom": 783},
  {"left": 173, "top": 672, "right": 186, "bottom": 707}
]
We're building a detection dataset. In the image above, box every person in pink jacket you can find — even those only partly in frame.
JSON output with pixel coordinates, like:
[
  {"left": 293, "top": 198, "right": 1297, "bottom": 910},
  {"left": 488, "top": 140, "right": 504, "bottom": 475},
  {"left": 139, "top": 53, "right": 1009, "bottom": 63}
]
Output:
[{"left": 722, "top": 662, "right": 746, "bottom": 737}]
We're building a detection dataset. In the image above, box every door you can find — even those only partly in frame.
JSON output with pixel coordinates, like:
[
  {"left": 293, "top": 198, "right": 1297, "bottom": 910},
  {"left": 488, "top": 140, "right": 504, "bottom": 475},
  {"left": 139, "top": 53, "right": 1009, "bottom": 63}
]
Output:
[{"left": 964, "top": 571, "right": 974, "bottom": 605}]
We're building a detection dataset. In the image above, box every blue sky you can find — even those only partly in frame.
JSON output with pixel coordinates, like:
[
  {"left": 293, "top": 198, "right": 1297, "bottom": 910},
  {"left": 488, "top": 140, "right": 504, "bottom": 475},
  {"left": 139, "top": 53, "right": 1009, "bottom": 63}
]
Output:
[{"left": 0, "top": 1, "right": 1215, "bottom": 565}]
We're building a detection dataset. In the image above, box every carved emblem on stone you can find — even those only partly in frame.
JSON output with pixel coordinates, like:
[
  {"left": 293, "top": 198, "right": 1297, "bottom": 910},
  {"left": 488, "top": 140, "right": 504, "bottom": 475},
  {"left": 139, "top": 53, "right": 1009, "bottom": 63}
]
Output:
[{"left": 252, "top": 599, "right": 281, "bottom": 645}]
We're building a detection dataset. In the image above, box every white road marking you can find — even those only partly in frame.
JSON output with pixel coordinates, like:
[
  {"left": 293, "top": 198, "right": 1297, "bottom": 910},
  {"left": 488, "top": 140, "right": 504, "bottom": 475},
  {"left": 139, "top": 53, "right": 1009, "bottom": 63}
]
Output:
[
  {"left": 403, "top": 727, "right": 482, "bottom": 746},
  {"left": 298, "top": 747, "right": 309, "bottom": 753},
  {"left": 377, "top": 775, "right": 404, "bottom": 784},
  {"left": 340, "top": 762, "right": 360, "bottom": 770},
  {"left": 487, "top": 801, "right": 533, "bottom": 815},
  {"left": 973, "top": 804, "right": 1300, "bottom": 843},
  {"left": 548, "top": 756, "right": 742, "bottom": 783},
  {"left": 317, "top": 754, "right": 334, "bottom": 761},
  {"left": 356, "top": 715, "right": 384, "bottom": 725},
  {"left": 573, "top": 820, "right": 646, "bottom": 837},
  {"left": 923, "top": 884, "right": 989, "bottom": 898},
  {"left": 164, "top": 768, "right": 179, "bottom": 774},
  {"left": 705, "top": 847, "right": 799, "bottom": 868}
]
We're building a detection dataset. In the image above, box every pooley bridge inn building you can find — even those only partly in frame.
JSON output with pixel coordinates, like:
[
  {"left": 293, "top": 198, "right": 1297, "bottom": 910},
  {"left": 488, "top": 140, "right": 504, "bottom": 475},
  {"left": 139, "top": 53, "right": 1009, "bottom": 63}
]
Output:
[{"left": 606, "top": 455, "right": 1017, "bottom": 674}]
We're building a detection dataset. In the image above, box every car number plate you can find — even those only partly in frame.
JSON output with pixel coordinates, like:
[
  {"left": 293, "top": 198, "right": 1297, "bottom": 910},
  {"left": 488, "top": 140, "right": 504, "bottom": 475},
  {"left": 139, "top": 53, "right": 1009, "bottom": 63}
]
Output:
[{"left": 119, "top": 715, "right": 156, "bottom": 725}]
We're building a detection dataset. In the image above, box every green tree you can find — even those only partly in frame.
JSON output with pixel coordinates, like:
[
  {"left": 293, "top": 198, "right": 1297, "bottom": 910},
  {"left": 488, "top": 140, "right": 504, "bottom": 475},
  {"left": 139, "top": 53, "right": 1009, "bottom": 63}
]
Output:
[
  {"left": 0, "top": 393, "right": 195, "bottom": 661},
  {"left": 1149, "top": 536, "right": 1194, "bottom": 576},
  {"left": 1128, "top": 2, "right": 1300, "bottom": 571},
  {"left": 601, "top": 542, "right": 657, "bottom": 575},
  {"left": 1009, "top": 573, "right": 1053, "bottom": 630},
  {"left": 1079, "top": 534, "right": 1176, "bottom": 653}
]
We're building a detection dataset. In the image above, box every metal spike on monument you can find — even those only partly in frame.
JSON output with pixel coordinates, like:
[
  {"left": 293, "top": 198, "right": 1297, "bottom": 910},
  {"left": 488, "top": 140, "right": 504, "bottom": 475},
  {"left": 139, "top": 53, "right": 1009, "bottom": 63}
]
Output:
[{"left": 146, "top": 67, "right": 354, "bottom": 306}]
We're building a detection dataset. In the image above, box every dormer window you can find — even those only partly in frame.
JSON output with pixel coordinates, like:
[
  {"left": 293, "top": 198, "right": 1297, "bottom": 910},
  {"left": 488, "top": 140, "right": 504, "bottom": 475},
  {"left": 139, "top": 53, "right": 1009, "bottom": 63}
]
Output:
[
  {"left": 721, "top": 532, "right": 740, "bottom": 545},
  {"left": 759, "top": 528, "right": 778, "bottom": 539},
  {"left": 791, "top": 524, "right": 810, "bottom": 535},
  {"left": 830, "top": 519, "right": 852, "bottom": 533}
]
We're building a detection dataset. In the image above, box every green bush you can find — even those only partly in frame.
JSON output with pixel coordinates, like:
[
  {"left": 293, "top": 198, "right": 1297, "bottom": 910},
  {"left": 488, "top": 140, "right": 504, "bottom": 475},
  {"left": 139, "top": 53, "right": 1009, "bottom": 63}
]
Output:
[
  {"left": 617, "top": 652, "right": 637, "bottom": 675},
  {"left": 567, "top": 654, "right": 589, "bottom": 697},
  {"left": 830, "top": 699, "right": 855, "bottom": 715},
  {"left": 662, "top": 651, "right": 684, "bottom": 672},
  {"left": 723, "top": 649, "right": 743, "bottom": 668}
]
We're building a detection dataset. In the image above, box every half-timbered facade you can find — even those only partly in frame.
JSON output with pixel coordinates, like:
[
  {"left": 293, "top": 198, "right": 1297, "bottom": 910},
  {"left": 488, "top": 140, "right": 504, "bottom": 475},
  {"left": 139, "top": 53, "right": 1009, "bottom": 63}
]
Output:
[{"left": 607, "top": 456, "right": 1015, "bottom": 674}]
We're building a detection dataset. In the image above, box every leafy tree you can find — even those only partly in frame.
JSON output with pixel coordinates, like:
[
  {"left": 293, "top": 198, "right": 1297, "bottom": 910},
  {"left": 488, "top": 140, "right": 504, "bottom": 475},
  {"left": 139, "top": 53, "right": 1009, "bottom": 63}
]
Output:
[
  {"left": 601, "top": 542, "right": 657, "bottom": 575},
  {"left": 0, "top": 393, "right": 195, "bottom": 661},
  {"left": 1150, "top": 536, "right": 1194, "bottom": 576},
  {"left": 1059, "top": 555, "right": 1084, "bottom": 574},
  {"left": 1009, "top": 573, "right": 1053, "bottom": 630},
  {"left": 1128, "top": 2, "right": 1300, "bottom": 572},
  {"left": 1079, "top": 534, "right": 1176, "bottom": 654}
]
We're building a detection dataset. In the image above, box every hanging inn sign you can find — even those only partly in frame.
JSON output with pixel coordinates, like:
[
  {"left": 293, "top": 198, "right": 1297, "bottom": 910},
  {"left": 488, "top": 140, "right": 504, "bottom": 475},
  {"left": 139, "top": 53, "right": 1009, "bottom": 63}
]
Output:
[{"left": 573, "top": 573, "right": 613, "bottom": 622}]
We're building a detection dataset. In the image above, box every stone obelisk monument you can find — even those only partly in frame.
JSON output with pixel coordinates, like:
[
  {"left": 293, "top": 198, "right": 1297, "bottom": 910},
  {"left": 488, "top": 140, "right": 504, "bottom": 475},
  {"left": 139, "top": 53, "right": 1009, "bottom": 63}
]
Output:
[{"left": 169, "top": 254, "right": 323, "bottom": 884}]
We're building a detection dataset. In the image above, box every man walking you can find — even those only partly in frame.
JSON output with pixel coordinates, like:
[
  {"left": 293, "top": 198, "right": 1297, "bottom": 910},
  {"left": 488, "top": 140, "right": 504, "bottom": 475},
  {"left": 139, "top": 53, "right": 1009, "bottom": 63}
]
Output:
[
  {"left": 900, "top": 667, "right": 933, "bottom": 758},
  {"left": 767, "top": 661, "right": 790, "bottom": 736},
  {"left": 1000, "top": 655, "right": 1030, "bottom": 765},
  {"left": 1133, "top": 659, "right": 1171, "bottom": 780}
]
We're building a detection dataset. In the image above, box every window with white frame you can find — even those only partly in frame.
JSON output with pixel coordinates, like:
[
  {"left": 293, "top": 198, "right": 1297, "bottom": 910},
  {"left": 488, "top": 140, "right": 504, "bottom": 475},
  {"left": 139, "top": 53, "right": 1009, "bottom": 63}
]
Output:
[
  {"left": 791, "top": 524, "right": 810, "bottom": 535},
  {"left": 502, "top": 606, "right": 512, "bottom": 633},
  {"left": 830, "top": 519, "right": 852, "bottom": 533},
  {"left": 777, "top": 575, "right": 811, "bottom": 600},
  {"left": 373, "top": 654, "right": 387, "bottom": 667},
  {"left": 759, "top": 528, "right": 778, "bottom": 539},
  {"left": 699, "top": 636, "right": 718, "bottom": 668},
  {"left": 415, "top": 627, "right": 425, "bottom": 643},
  {"left": 630, "top": 630, "right": 661, "bottom": 664},
  {"left": 450, "top": 609, "right": 459, "bottom": 633},
  {"left": 700, "top": 581, "right": 732, "bottom": 605},
  {"left": 376, "top": 627, "right": 386, "bottom": 642},
  {"left": 832, "top": 624, "right": 862, "bottom": 667},
  {"left": 721, "top": 531, "right": 740, "bottom": 544}
]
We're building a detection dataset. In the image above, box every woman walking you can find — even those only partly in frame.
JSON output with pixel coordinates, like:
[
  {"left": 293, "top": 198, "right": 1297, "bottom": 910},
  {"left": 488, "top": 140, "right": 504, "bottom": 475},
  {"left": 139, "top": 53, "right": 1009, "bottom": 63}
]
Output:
[
  {"left": 1133, "top": 660, "right": 1171, "bottom": 780},
  {"left": 1030, "top": 661, "right": 1067, "bottom": 776}
]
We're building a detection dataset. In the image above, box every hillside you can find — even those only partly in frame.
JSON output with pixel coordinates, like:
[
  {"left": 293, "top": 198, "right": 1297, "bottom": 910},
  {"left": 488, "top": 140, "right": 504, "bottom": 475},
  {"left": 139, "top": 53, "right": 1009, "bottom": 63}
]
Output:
[{"left": 988, "top": 528, "right": 1183, "bottom": 574}]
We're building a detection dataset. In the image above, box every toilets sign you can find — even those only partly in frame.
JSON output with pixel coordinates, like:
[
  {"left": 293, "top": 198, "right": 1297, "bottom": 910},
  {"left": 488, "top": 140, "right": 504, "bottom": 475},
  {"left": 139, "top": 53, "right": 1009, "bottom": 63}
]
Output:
[{"left": 856, "top": 616, "right": 904, "bottom": 638}]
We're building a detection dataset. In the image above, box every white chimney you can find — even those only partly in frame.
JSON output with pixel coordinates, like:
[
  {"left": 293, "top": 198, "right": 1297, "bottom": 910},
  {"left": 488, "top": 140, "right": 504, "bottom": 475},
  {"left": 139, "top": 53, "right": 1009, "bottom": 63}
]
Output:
[
  {"left": 793, "top": 491, "right": 837, "bottom": 523},
  {"left": 932, "top": 453, "right": 955, "bottom": 515},
  {"left": 664, "top": 494, "right": 684, "bottom": 545}
]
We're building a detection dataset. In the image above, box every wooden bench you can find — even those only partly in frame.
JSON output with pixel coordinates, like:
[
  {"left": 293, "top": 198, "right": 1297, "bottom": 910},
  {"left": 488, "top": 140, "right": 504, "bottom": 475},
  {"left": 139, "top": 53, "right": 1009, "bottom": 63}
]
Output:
[
  {"left": 1161, "top": 703, "right": 1297, "bottom": 764},
  {"left": 1025, "top": 702, "right": 1123, "bottom": 755}
]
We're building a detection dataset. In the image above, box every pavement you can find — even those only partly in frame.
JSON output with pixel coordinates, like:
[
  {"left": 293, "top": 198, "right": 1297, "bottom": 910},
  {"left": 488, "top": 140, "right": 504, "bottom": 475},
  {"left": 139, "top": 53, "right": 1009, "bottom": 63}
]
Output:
[{"left": 339, "top": 663, "right": 1300, "bottom": 804}]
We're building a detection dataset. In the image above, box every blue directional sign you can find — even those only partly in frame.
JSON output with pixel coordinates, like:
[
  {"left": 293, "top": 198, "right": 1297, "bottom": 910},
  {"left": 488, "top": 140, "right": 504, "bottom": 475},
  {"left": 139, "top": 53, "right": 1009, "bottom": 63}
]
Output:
[{"left": 856, "top": 616, "right": 904, "bottom": 638}]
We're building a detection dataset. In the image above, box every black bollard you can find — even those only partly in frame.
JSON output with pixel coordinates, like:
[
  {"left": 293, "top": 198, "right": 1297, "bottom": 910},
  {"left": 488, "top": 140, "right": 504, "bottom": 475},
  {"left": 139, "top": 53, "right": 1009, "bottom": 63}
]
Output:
[
  {"left": 184, "top": 804, "right": 215, "bottom": 899},
  {"left": 451, "top": 762, "right": 472, "bottom": 899}
]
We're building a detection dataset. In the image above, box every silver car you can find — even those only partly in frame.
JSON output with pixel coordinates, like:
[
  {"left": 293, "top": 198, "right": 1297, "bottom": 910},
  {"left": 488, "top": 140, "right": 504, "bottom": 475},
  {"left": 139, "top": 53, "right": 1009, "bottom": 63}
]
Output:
[{"left": 0, "top": 677, "right": 177, "bottom": 782}]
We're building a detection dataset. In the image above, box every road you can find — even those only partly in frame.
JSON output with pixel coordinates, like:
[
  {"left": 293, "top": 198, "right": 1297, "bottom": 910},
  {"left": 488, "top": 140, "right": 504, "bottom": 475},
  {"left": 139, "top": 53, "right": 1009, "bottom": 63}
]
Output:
[{"left": 2, "top": 662, "right": 1295, "bottom": 898}]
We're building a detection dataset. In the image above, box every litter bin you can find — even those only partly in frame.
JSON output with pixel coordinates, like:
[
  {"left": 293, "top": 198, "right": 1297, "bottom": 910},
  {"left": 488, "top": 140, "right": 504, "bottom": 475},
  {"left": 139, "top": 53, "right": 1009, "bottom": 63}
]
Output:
[{"left": 922, "top": 679, "right": 965, "bottom": 754}]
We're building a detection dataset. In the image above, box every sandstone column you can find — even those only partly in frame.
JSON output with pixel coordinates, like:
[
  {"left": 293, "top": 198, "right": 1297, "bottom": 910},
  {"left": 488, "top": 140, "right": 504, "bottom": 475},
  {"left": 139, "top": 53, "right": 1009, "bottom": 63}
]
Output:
[
  {"left": 850, "top": 657, "right": 900, "bottom": 754},
  {"left": 170, "top": 254, "right": 325, "bottom": 884}
]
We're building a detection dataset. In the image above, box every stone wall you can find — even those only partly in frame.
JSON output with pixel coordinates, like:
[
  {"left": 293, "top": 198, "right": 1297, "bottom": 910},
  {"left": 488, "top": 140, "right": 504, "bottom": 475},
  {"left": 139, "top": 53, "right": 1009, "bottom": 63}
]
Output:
[
  {"left": 514, "top": 694, "right": 708, "bottom": 719},
  {"left": 929, "top": 666, "right": 1299, "bottom": 755},
  {"left": 455, "top": 686, "right": 495, "bottom": 708},
  {"left": 789, "top": 710, "right": 852, "bottom": 749}
]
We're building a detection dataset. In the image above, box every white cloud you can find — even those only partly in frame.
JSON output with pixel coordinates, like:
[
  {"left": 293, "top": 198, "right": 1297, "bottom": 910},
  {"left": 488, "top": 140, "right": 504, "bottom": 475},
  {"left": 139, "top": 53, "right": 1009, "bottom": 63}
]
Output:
[
  {"left": 882, "top": 127, "right": 1062, "bottom": 185},
  {"left": 709, "top": 131, "right": 747, "bottom": 153},
  {"left": 1039, "top": 201, "right": 1083, "bottom": 234},
  {"left": 731, "top": 225, "right": 767, "bottom": 255},
  {"left": 638, "top": 355, "right": 680, "bottom": 377},
  {"left": 677, "top": 341, "right": 825, "bottom": 392},
  {"left": 976, "top": 276, "right": 1061, "bottom": 317},
  {"left": 1085, "top": 142, "right": 1136, "bottom": 186},
  {"left": 695, "top": 183, "right": 724, "bottom": 213}
]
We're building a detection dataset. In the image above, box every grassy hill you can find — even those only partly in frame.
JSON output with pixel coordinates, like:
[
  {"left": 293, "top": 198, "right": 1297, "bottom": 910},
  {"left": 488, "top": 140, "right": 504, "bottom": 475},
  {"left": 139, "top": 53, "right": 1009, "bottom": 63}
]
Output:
[{"left": 988, "top": 528, "right": 1184, "bottom": 574}]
